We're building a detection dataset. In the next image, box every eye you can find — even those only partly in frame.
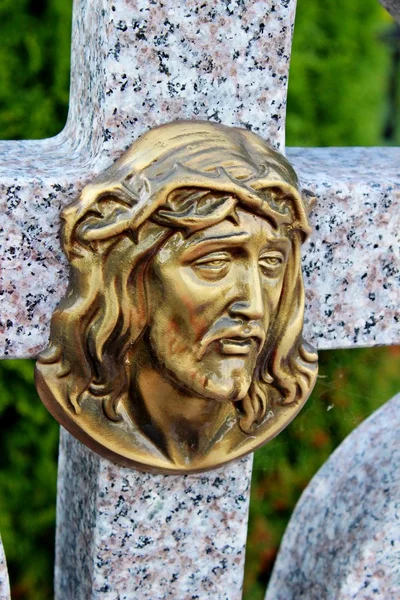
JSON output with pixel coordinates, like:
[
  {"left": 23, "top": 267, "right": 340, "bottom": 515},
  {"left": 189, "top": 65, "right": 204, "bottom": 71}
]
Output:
[
  {"left": 193, "top": 252, "right": 230, "bottom": 267},
  {"left": 191, "top": 252, "right": 231, "bottom": 278},
  {"left": 262, "top": 256, "right": 282, "bottom": 266},
  {"left": 259, "top": 253, "right": 285, "bottom": 275},
  {"left": 197, "top": 259, "right": 228, "bottom": 268}
]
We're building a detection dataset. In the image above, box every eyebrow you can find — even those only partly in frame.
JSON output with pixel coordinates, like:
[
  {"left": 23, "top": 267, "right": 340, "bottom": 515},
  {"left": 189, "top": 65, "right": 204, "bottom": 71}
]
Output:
[
  {"left": 190, "top": 231, "right": 251, "bottom": 246},
  {"left": 189, "top": 232, "right": 290, "bottom": 249},
  {"left": 180, "top": 231, "right": 290, "bottom": 263}
]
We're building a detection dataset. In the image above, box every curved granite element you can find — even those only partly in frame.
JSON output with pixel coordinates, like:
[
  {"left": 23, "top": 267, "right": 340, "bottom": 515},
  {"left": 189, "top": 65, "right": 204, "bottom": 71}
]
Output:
[
  {"left": 379, "top": 0, "right": 400, "bottom": 22},
  {"left": 0, "top": 537, "right": 10, "bottom": 600},
  {"left": 265, "top": 392, "right": 400, "bottom": 600}
]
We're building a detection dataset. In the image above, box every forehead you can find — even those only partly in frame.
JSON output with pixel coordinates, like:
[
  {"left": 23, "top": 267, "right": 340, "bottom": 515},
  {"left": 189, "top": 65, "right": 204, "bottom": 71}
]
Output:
[{"left": 156, "top": 208, "right": 290, "bottom": 264}]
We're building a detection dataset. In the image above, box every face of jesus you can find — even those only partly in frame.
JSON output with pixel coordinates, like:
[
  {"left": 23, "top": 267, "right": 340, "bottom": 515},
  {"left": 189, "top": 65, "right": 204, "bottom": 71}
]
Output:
[{"left": 146, "top": 208, "right": 290, "bottom": 403}]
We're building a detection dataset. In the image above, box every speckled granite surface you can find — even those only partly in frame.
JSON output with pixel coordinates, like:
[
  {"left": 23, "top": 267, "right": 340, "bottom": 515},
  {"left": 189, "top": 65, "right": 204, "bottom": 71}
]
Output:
[
  {"left": 288, "top": 146, "right": 400, "bottom": 349},
  {"left": 265, "top": 393, "right": 400, "bottom": 600},
  {"left": 1, "top": 0, "right": 399, "bottom": 358},
  {"left": 56, "top": 429, "right": 252, "bottom": 600},
  {"left": 0, "top": 537, "right": 10, "bottom": 600}
]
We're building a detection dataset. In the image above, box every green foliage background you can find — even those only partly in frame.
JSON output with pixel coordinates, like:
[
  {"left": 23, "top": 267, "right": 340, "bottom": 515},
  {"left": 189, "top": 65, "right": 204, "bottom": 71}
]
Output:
[
  {"left": 0, "top": 0, "right": 72, "bottom": 140},
  {"left": 0, "top": 1, "right": 398, "bottom": 599}
]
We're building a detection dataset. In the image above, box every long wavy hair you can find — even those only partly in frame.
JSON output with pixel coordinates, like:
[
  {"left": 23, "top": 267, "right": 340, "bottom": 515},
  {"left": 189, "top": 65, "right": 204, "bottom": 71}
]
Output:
[{"left": 38, "top": 121, "right": 318, "bottom": 433}]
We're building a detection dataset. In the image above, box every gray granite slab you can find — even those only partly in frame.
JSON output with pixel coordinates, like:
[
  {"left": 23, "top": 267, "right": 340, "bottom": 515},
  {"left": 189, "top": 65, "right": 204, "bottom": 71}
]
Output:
[
  {"left": 0, "top": 537, "right": 10, "bottom": 600},
  {"left": 265, "top": 392, "right": 400, "bottom": 600}
]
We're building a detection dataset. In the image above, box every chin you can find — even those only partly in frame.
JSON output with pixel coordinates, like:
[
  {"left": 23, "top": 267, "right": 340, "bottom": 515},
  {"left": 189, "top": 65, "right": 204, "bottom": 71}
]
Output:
[
  {"left": 160, "top": 353, "right": 253, "bottom": 403},
  {"left": 202, "top": 374, "right": 251, "bottom": 403}
]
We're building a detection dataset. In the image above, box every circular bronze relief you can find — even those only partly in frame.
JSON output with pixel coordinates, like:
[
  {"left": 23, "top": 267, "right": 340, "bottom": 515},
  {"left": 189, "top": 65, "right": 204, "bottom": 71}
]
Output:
[{"left": 35, "top": 120, "right": 318, "bottom": 474}]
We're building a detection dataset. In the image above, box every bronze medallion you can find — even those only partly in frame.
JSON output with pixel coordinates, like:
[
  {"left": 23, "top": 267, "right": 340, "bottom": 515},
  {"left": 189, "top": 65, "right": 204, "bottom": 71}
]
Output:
[{"left": 35, "top": 120, "right": 318, "bottom": 473}]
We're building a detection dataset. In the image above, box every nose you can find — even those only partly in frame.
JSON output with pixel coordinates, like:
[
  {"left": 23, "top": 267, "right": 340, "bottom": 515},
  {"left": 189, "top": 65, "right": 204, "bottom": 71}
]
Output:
[{"left": 229, "top": 265, "right": 264, "bottom": 321}]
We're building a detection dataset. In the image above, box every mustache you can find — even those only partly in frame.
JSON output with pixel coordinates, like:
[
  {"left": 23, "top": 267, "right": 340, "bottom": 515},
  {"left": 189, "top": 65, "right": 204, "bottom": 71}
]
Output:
[{"left": 196, "top": 316, "right": 265, "bottom": 359}]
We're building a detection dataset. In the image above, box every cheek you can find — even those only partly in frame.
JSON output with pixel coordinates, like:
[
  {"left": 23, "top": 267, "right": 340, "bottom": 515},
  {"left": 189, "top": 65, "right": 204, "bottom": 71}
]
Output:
[
  {"left": 160, "top": 268, "right": 223, "bottom": 337},
  {"left": 262, "top": 276, "right": 285, "bottom": 319},
  {"left": 149, "top": 277, "right": 208, "bottom": 347},
  {"left": 159, "top": 319, "right": 192, "bottom": 357}
]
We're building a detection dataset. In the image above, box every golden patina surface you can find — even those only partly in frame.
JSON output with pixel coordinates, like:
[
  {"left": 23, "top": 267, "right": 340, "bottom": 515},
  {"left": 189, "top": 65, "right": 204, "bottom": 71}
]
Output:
[{"left": 35, "top": 120, "right": 318, "bottom": 473}]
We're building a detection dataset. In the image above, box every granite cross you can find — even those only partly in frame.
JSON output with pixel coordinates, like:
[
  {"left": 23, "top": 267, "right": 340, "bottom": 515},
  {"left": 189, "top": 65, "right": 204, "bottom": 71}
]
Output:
[{"left": 0, "top": 0, "right": 399, "bottom": 598}]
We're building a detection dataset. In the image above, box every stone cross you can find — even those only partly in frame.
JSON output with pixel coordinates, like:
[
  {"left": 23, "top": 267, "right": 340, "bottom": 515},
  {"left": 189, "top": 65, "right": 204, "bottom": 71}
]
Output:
[{"left": 0, "top": 0, "right": 399, "bottom": 598}]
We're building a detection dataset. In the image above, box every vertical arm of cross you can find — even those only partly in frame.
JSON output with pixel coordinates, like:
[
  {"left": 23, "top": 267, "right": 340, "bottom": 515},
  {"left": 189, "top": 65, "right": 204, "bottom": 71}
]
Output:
[{"left": 54, "top": 2, "right": 298, "bottom": 597}]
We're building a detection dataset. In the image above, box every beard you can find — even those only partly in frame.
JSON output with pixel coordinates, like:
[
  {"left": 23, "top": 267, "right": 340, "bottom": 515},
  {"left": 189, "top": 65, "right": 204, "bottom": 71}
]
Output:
[{"left": 147, "top": 319, "right": 263, "bottom": 403}]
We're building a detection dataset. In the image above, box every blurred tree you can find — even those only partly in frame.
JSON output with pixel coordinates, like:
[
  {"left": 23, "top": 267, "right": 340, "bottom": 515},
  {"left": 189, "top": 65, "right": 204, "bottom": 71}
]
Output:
[
  {"left": 0, "top": 362, "right": 58, "bottom": 600},
  {"left": 0, "top": 0, "right": 72, "bottom": 140},
  {"left": 286, "top": 0, "right": 391, "bottom": 146},
  {"left": 382, "top": 23, "right": 400, "bottom": 143}
]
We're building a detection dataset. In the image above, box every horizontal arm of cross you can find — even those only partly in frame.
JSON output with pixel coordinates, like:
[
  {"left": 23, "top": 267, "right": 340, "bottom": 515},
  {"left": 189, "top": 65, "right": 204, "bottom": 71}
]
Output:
[{"left": 1, "top": 144, "right": 398, "bottom": 358}]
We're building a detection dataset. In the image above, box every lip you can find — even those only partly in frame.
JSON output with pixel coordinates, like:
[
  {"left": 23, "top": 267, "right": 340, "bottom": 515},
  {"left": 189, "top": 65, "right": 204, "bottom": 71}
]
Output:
[
  {"left": 197, "top": 322, "right": 265, "bottom": 360},
  {"left": 219, "top": 337, "right": 254, "bottom": 355}
]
